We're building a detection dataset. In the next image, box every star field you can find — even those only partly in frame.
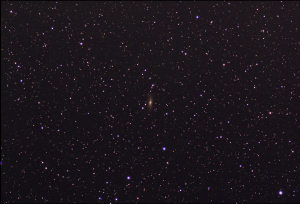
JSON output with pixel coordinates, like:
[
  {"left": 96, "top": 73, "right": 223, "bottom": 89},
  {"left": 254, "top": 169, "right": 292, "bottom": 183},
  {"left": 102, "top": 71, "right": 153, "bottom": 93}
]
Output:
[{"left": 1, "top": 1, "right": 299, "bottom": 203}]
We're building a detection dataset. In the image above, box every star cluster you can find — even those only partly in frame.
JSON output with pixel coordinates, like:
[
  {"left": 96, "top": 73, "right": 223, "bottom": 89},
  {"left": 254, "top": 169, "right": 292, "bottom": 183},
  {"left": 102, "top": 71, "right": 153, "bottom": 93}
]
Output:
[{"left": 1, "top": 1, "right": 299, "bottom": 203}]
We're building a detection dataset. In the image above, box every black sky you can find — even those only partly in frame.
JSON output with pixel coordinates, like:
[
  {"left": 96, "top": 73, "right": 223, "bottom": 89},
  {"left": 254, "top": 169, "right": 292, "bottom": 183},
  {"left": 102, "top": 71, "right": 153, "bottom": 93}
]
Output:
[{"left": 1, "top": 1, "right": 299, "bottom": 203}]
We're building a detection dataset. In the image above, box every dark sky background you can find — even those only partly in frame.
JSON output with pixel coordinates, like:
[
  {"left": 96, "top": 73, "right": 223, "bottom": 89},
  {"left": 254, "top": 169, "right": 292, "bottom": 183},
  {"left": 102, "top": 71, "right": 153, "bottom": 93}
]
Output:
[{"left": 1, "top": 1, "right": 299, "bottom": 203}]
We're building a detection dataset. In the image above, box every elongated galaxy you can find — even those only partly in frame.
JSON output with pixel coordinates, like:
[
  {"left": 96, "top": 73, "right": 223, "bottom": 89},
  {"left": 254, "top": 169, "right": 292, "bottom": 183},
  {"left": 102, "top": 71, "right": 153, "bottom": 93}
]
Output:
[{"left": 147, "top": 93, "right": 154, "bottom": 112}]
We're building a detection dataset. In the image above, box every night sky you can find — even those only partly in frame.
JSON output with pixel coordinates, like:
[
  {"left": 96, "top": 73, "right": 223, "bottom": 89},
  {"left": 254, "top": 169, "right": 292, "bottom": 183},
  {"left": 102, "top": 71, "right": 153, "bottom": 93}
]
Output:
[{"left": 1, "top": 1, "right": 299, "bottom": 203}]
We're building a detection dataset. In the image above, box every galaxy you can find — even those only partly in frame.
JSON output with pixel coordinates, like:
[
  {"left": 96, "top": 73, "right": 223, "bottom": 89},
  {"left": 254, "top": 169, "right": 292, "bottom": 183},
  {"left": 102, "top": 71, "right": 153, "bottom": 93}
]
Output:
[
  {"left": 147, "top": 92, "right": 154, "bottom": 112},
  {"left": 1, "top": 1, "right": 299, "bottom": 203}
]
